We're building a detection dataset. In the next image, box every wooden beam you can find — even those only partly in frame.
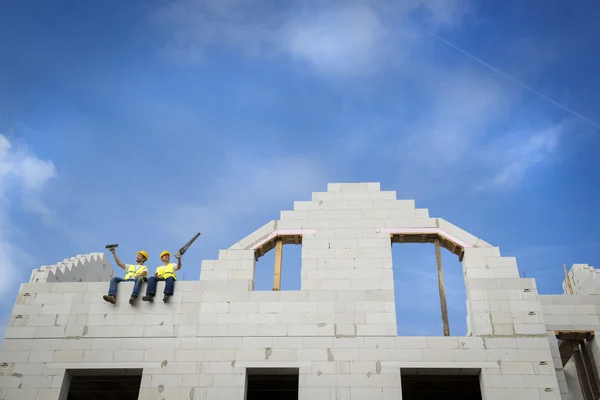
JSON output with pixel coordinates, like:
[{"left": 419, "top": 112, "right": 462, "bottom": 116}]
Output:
[
  {"left": 556, "top": 330, "right": 595, "bottom": 341},
  {"left": 435, "top": 238, "right": 450, "bottom": 336},
  {"left": 272, "top": 238, "right": 283, "bottom": 291},
  {"left": 564, "top": 263, "right": 574, "bottom": 295}
]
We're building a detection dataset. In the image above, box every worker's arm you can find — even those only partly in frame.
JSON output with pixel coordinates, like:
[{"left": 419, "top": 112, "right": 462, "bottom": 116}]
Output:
[
  {"left": 175, "top": 252, "right": 182, "bottom": 271},
  {"left": 134, "top": 268, "right": 148, "bottom": 279},
  {"left": 109, "top": 248, "right": 127, "bottom": 269}
]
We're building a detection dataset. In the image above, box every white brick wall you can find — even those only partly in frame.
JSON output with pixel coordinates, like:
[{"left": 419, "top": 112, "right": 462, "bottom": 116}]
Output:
[{"left": 2, "top": 182, "right": 587, "bottom": 399}]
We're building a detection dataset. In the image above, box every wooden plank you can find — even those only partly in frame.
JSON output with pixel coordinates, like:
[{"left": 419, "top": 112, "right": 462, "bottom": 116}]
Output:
[
  {"left": 272, "top": 239, "right": 283, "bottom": 291},
  {"left": 556, "top": 331, "right": 595, "bottom": 341},
  {"left": 564, "top": 264, "right": 574, "bottom": 295},
  {"left": 435, "top": 238, "right": 450, "bottom": 336},
  {"left": 389, "top": 233, "right": 464, "bottom": 261}
]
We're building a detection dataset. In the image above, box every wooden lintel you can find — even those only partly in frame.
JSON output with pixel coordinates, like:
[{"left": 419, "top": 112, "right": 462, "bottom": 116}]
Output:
[
  {"left": 556, "top": 330, "right": 595, "bottom": 341},
  {"left": 420, "top": 234, "right": 426, "bottom": 244}
]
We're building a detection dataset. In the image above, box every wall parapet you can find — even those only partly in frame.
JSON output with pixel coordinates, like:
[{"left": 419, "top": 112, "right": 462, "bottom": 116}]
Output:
[{"left": 28, "top": 252, "right": 113, "bottom": 284}]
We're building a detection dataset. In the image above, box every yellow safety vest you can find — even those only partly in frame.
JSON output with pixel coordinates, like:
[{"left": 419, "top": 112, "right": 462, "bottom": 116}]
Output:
[
  {"left": 124, "top": 264, "right": 147, "bottom": 280},
  {"left": 156, "top": 263, "right": 177, "bottom": 280}
]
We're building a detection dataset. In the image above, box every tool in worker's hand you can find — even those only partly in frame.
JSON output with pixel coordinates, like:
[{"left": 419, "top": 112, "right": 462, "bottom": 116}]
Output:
[
  {"left": 175, "top": 233, "right": 201, "bottom": 257},
  {"left": 105, "top": 244, "right": 119, "bottom": 249}
]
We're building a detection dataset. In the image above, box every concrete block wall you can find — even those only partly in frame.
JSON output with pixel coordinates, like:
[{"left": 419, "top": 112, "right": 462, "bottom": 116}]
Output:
[
  {"left": 29, "top": 253, "right": 113, "bottom": 284},
  {"left": 1, "top": 282, "right": 563, "bottom": 400},
  {"left": 540, "top": 294, "right": 600, "bottom": 399},
  {"left": 540, "top": 295, "right": 600, "bottom": 331},
  {"left": 563, "top": 264, "right": 600, "bottom": 295},
  {"left": 1, "top": 182, "right": 581, "bottom": 399}
]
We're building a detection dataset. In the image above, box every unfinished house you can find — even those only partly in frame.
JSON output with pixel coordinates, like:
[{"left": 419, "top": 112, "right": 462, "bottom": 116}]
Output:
[{"left": 1, "top": 182, "right": 599, "bottom": 399}]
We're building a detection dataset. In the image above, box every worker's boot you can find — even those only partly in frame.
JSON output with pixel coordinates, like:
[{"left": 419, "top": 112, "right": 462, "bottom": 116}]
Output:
[
  {"left": 163, "top": 295, "right": 170, "bottom": 303},
  {"left": 129, "top": 295, "right": 137, "bottom": 305},
  {"left": 142, "top": 294, "right": 154, "bottom": 302},
  {"left": 102, "top": 295, "right": 116, "bottom": 304}
]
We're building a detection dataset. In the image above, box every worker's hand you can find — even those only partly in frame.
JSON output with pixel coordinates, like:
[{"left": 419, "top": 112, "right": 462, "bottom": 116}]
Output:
[
  {"left": 109, "top": 247, "right": 116, "bottom": 254},
  {"left": 175, "top": 252, "right": 181, "bottom": 260},
  {"left": 154, "top": 272, "right": 158, "bottom": 277}
]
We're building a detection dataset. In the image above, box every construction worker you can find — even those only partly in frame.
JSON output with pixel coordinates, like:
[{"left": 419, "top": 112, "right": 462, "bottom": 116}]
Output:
[
  {"left": 142, "top": 250, "right": 181, "bottom": 303},
  {"left": 103, "top": 247, "right": 149, "bottom": 305}
]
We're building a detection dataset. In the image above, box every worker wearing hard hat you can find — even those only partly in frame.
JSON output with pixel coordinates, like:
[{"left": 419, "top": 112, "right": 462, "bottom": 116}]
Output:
[
  {"left": 142, "top": 250, "right": 182, "bottom": 303},
  {"left": 103, "top": 248, "right": 149, "bottom": 305}
]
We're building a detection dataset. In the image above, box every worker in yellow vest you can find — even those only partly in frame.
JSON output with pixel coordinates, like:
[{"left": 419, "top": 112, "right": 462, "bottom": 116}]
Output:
[
  {"left": 103, "top": 247, "right": 149, "bottom": 305},
  {"left": 142, "top": 250, "right": 181, "bottom": 302}
]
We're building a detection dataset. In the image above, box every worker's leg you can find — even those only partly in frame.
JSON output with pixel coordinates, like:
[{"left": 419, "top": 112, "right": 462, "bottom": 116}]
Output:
[
  {"left": 163, "top": 277, "right": 175, "bottom": 302},
  {"left": 103, "top": 277, "right": 124, "bottom": 304},
  {"left": 142, "top": 277, "right": 163, "bottom": 302},
  {"left": 129, "top": 278, "right": 144, "bottom": 304}
]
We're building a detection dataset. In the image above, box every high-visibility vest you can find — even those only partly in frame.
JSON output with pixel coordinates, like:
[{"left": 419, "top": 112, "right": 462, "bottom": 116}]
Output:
[
  {"left": 124, "top": 264, "right": 147, "bottom": 280},
  {"left": 156, "top": 263, "right": 177, "bottom": 280}
]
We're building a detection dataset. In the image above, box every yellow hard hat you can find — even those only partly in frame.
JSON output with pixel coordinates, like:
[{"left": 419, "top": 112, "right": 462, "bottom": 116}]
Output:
[
  {"left": 137, "top": 250, "right": 149, "bottom": 261},
  {"left": 160, "top": 250, "right": 171, "bottom": 258}
]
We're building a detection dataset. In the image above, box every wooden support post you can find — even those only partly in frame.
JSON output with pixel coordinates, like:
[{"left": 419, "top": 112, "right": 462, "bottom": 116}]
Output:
[
  {"left": 435, "top": 238, "right": 450, "bottom": 336},
  {"left": 272, "top": 239, "right": 283, "bottom": 291},
  {"left": 564, "top": 263, "right": 574, "bottom": 295},
  {"left": 573, "top": 342, "right": 595, "bottom": 400}
]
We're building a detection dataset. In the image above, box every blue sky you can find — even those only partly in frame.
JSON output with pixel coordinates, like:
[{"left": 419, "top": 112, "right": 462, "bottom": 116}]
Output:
[{"left": 1, "top": 0, "right": 599, "bottom": 340}]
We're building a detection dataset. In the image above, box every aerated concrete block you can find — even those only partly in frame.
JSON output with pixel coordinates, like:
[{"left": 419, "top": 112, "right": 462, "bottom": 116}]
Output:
[{"left": 2, "top": 182, "right": 579, "bottom": 400}]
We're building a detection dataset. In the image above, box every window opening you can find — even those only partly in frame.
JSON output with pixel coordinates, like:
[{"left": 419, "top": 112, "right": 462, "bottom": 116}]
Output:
[
  {"left": 556, "top": 330, "right": 600, "bottom": 400},
  {"left": 63, "top": 369, "right": 142, "bottom": 400},
  {"left": 391, "top": 234, "right": 467, "bottom": 336},
  {"left": 401, "top": 368, "right": 482, "bottom": 399},
  {"left": 254, "top": 235, "right": 301, "bottom": 291},
  {"left": 245, "top": 367, "right": 299, "bottom": 400}
]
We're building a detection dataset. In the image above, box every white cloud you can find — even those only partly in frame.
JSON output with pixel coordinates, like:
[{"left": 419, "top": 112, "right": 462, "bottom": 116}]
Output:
[
  {"left": 150, "top": 0, "right": 566, "bottom": 194},
  {"left": 0, "top": 134, "right": 57, "bottom": 295},
  {"left": 151, "top": 0, "right": 470, "bottom": 76},
  {"left": 0, "top": 135, "right": 57, "bottom": 190},
  {"left": 474, "top": 123, "right": 563, "bottom": 191},
  {"left": 283, "top": 4, "right": 388, "bottom": 76},
  {"left": 402, "top": 69, "right": 511, "bottom": 170},
  {"left": 391, "top": 64, "right": 569, "bottom": 194}
]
